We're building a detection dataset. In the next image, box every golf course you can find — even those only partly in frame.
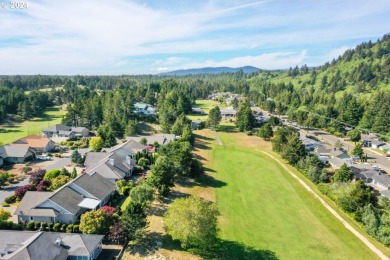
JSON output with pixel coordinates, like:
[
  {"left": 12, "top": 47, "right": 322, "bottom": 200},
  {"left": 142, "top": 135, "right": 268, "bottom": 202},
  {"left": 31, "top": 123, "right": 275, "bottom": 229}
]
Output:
[{"left": 200, "top": 130, "right": 387, "bottom": 259}]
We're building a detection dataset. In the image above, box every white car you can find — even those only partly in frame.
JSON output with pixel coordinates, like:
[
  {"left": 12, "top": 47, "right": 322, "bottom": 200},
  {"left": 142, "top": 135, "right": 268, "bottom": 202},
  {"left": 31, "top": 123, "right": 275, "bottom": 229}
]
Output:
[{"left": 37, "top": 155, "right": 52, "bottom": 160}]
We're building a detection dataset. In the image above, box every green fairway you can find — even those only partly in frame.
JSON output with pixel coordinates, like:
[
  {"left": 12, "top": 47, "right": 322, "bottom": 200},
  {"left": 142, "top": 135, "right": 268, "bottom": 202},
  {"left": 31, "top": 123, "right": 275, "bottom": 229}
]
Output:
[
  {"left": 0, "top": 106, "right": 66, "bottom": 144},
  {"left": 212, "top": 133, "right": 380, "bottom": 259},
  {"left": 187, "top": 99, "right": 220, "bottom": 121}
]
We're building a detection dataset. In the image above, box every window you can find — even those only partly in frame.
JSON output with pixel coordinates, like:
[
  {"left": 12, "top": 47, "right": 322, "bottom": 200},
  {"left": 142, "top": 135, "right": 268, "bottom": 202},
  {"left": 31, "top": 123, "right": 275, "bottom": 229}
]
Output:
[{"left": 30, "top": 216, "right": 33, "bottom": 221}]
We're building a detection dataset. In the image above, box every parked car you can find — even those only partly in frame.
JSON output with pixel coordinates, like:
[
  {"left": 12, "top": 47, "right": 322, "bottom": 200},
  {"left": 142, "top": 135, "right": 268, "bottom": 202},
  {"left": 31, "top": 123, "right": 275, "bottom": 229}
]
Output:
[{"left": 37, "top": 155, "right": 52, "bottom": 160}]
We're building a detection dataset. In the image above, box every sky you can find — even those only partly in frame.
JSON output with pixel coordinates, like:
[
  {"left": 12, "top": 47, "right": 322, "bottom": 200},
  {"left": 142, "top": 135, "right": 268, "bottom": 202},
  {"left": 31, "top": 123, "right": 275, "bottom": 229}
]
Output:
[{"left": 0, "top": 0, "right": 389, "bottom": 75}]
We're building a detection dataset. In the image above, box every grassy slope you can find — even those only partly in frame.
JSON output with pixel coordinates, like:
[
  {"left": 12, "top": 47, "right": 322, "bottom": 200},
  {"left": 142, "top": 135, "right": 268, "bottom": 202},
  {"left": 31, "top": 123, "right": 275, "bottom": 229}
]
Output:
[
  {"left": 212, "top": 131, "right": 381, "bottom": 259},
  {"left": 187, "top": 99, "right": 220, "bottom": 121},
  {"left": 0, "top": 106, "right": 66, "bottom": 144}
]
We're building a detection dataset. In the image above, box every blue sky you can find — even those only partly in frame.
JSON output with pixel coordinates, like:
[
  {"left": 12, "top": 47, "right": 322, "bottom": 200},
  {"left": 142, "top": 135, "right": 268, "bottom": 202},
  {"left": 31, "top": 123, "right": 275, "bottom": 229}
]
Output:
[{"left": 0, "top": 0, "right": 389, "bottom": 74}]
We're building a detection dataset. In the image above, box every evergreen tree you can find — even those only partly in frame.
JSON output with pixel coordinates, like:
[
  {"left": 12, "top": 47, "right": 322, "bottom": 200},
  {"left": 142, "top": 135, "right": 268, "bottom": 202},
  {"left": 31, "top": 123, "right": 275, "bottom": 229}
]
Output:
[
  {"left": 207, "top": 106, "right": 222, "bottom": 128},
  {"left": 333, "top": 163, "right": 353, "bottom": 182}
]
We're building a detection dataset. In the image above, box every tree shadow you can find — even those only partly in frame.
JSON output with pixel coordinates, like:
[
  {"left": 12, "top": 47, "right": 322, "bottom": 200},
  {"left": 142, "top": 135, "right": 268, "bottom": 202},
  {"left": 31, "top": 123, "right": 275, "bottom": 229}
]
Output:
[
  {"left": 217, "top": 125, "right": 237, "bottom": 133},
  {"left": 194, "top": 134, "right": 214, "bottom": 141},
  {"left": 195, "top": 141, "right": 212, "bottom": 150},
  {"left": 194, "top": 174, "right": 227, "bottom": 189}
]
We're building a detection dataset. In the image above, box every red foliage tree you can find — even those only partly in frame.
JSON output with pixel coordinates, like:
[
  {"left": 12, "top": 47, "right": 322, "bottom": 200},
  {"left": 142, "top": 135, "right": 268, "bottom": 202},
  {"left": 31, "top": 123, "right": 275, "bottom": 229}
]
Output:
[
  {"left": 100, "top": 206, "right": 116, "bottom": 216},
  {"left": 108, "top": 222, "right": 126, "bottom": 244},
  {"left": 30, "top": 169, "right": 46, "bottom": 186},
  {"left": 15, "top": 184, "right": 36, "bottom": 200},
  {"left": 36, "top": 179, "right": 51, "bottom": 191}
]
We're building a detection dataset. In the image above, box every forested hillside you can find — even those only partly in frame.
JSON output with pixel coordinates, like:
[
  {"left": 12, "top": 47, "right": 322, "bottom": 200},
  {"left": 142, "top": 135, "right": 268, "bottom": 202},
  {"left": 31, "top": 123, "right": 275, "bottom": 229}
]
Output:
[{"left": 248, "top": 34, "right": 390, "bottom": 138}]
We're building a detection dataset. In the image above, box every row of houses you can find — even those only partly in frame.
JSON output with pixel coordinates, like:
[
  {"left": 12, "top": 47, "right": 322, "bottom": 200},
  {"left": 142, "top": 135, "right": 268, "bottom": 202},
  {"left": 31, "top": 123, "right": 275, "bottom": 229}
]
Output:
[
  {"left": 134, "top": 102, "right": 156, "bottom": 116},
  {"left": 0, "top": 230, "right": 103, "bottom": 260}
]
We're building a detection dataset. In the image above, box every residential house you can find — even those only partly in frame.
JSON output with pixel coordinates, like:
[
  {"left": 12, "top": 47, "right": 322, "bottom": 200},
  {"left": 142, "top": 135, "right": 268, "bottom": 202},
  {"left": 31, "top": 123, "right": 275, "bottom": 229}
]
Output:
[
  {"left": 0, "top": 230, "right": 103, "bottom": 260},
  {"left": 300, "top": 133, "right": 321, "bottom": 151},
  {"left": 221, "top": 107, "right": 237, "bottom": 118},
  {"left": 84, "top": 152, "right": 135, "bottom": 182},
  {"left": 42, "top": 124, "right": 89, "bottom": 139},
  {"left": 12, "top": 134, "right": 55, "bottom": 154},
  {"left": 15, "top": 173, "right": 115, "bottom": 224},
  {"left": 371, "top": 140, "right": 386, "bottom": 149},
  {"left": 126, "top": 134, "right": 176, "bottom": 146},
  {"left": 355, "top": 169, "right": 376, "bottom": 183},
  {"left": 191, "top": 107, "right": 205, "bottom": 114},
  {"left": 191, "top": 120, "right": 204, "bottom": 130},
  {"left": 103, "top": 139, "right": 146, "bottom": 155},
  {"left": 134, "top": 102, "right": 156, "bottom": 115},
  {"left": 0, "top": 146, "right": 35, "bottom": 164},
  {"left": 372, "top": 173, "right": 390, "bottom": 190}
]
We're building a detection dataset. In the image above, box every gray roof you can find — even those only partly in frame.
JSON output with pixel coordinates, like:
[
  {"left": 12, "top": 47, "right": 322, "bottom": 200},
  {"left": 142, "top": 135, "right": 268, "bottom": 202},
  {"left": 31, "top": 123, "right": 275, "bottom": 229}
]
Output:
[
  {"left": 49, "top": 186, "right": 84, "bottom": 215},
  {"left": 15, "top": 192, "right": 58, "bottom": 217},
  {"left": 126, "top": 134, "right": 176, "bottom": 146},
  {"left": 103, "top": 140, "right": 145, "bottom": 154},
  {"left": 0, "top": 231, "right": 103, "bottom": 260},
  {"left": 86, "top": 159, "right": 127, "bottom": 180},
  {"left": 371, "top": 140, "right": 386, "bottom": 146},
  {"left": 71, "top": 127, "right": 88, "bottom": 133},
  {"left": 316, "top": 146, "right": 332, "bottom": 154},
  {"left": 221, "top": 108, "right": 237, "bottom": 115},
  {"left": 84, "top": 152, "right": 111, "bottom": 167},
  {"left": 72, "top": 173, "right": 115, "bottom": 200},
  {"left": 0, "top": 145, "right": 32, "bottom": 159},
  {"left": 42, "top": 124, "right": 70, "bottom": 133},
  {"left": 372, "top": 173, "right": 390, "bottom": 187},
  {"left": 58, "top": 130, "right": 74, "bottom": 136},
  {"left": 381, "top": 190, "right": 390, "bottom": 198},
  {"left": 85, "top": 152, "right": 131, "bottom": 179}
]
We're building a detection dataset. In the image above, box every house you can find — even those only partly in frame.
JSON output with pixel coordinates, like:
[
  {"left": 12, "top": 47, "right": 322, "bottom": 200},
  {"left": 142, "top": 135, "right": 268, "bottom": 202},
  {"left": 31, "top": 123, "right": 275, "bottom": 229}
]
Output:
[
  {"left": 103, "top": 140, "right": 146, "bottom": 155},
  {"left": 371, "top": 140, "right": 386, "bottom": 149},
  {"left": 191, "top": 107, "right": 205, "bottom": 114},
  {"left": 0, "top": 146, "right": 35, "bottom": 164},
  {"left": 126, "top": 134, "right": 176, "bottom": 146},
  {"left": 300, "top": 133, "right": 321, "bottom": 151},
  {"left": 380, "top": 190, "right": 390, "bottom": 199},
  {"left": 134, "top": 102, "right": 156, "bottom": 115},
  {"left": 315, "top": 146, "right": 332, "bottom": 157},
  {"left": 84, "top": 152, "right": 135, "bottom": 182},
  {"left": 12, "top": 134, "right": 55, "bottom": 154},
  {"left": 0, "top": 230, "right": 103, "bottom": 260},
  {"left": 355, "top": 169, "right": 376, "bottom": 183},
  {"left": 42, "top": 124, "right": 89, "bottom": 139},
  {"left": 191, "top": 120, "right": 204, "bottom": 130},
  {"left": 221, "top": 107, "right": 237, "bottom": 118},
  {"left": 15, "top": 173, "right": 115, "bottom": 224},
  {"left": 0, "top": 157, "right": 3, "bottom": 168},
  {"left": 372, "top": 173, "right": 390, "bottom": 190},
  {"left": 328, "top": 157, "right": 350, "bottom": 171}
]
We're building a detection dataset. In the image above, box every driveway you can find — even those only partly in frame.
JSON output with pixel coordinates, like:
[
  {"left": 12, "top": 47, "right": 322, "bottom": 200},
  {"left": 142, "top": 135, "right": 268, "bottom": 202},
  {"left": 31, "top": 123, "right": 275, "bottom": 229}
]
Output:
[{"left": 0, "top": 176, "right": 30, "bottom": 204}]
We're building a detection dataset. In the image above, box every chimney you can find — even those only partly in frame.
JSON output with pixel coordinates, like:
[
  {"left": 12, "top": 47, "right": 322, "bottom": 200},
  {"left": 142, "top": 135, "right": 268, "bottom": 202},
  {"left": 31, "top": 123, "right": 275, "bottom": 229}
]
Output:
[
  {"left": 55, "top": 238, "right": 62, "bottom": 246},
  {"left": 109, "top": 158, "right": 114, "bottom": 166},
  {"left": 126, "top": 155, "right": 131, "bottom": 165}
]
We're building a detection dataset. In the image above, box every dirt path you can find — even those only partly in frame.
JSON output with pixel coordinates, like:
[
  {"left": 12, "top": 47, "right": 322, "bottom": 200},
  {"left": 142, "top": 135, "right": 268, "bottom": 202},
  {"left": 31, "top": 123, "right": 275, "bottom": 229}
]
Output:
[
  {"left": 211, "top": 130, "right": 223, "bottom": 145},
  {"left": 260, "top": 151, "right": 389, "bottom": 260}
]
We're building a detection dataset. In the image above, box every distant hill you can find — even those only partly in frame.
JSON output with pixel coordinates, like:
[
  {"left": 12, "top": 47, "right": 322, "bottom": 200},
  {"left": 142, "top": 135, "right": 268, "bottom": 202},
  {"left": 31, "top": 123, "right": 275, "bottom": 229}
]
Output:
[{"left": 160, "top": 66, "right": 260, "bottom": 76}]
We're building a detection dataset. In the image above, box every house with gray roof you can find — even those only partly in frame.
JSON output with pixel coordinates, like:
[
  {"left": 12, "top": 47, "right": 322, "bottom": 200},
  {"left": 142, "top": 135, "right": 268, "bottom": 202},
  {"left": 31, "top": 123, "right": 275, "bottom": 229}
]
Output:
[
  {"left": 84, "top": 152, "right": 135, "bottom": 182},
  {"left": 221, "top": 107, "right": 237, "bottom": 118},
  {"left": 0, "top": 145, "right": 36, "bottom": 164},
  {"left": 191, "top": 107, "right": 205, "bottom": 114},
  {"left": 15, "top": 173, "right": 115, "bottom": 224},
  {"left": 126, "top": 133, "right": 176, "bottom": 146},
  {"left": 0, "top": 230, "right": 103, "bottom": 260},
  {"left": 103, "top": 139, "right": 145, "bottom": 155},
  {"left": 42, "top": 124, "right": 89, "bottom": 139},
  {"left": 372, "top": 173, "right": 390, "bottom": 190},
  {"left": 134, "top": 102, "right": 156, "bottom": 115}
]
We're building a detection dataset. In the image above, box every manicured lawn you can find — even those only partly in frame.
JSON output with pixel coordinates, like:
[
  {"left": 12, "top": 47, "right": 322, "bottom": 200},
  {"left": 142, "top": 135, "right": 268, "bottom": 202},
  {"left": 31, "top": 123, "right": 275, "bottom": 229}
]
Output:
[
  {"left": 120, "top": 196, "right": 132, "bottom": 211},
  {"left": 211, "top": 132, "right": 380, "bottom": 259},
  {"left": 187, "top": 99, "right": 220, "bottom": 121},
  {"left": 0, "top": 106, "right": 66, "bottom": 144}
]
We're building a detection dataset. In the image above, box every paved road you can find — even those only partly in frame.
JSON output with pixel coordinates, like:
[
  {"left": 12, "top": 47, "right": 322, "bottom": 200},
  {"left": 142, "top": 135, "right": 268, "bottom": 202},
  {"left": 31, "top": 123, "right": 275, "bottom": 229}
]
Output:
[
  {"left": 261, "top": 151, "right": 389, "bottom": 260},
  {"left": 46, "top": 148, "right": 89, "bottom": 171}
]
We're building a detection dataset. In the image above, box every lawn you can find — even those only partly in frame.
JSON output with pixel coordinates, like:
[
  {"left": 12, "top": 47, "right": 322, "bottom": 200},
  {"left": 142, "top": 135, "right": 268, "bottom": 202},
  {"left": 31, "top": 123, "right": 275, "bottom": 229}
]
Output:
[
  {"left": 187, "top": 99, "right": 219, "bottom": 121},
  {"left": 0, "top": 106, "right": 66, "bottom": 145},
  {"left": 211, "top": 131, "right": 382, "bottom": 259}
]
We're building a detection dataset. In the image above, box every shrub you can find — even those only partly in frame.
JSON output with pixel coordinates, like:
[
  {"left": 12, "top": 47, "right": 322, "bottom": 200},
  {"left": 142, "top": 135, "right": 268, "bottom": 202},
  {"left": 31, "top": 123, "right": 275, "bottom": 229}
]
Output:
[
  {"left": 66, "top": 224, "right": 73, "bottom": 233},
  {"left": 48, "top": 222, "right": 54, "bottom": 231},
  {"left": 73, "top": 224, "right": 80, "bottom": 233},
  {"left": 21, "top": 166, "right": 32, "bottom": 173},
  {"left": 41, "top": 222, "right": 47, "bottom": 230},
  {"left": 2, "top": 202, "right": 9, "bottom": 207},
  {"left": 34, "top": 221, "right": 41, "bottom": 230},
  {"left": 53, "top": 223, "right": 61, "bottom": 232},
  {"left": 12, "top": 223, "right": 23, "bottom": 230},
  {"left": 27, "top": 221, "right": 35, "bottom": 230},
  {"left": 0, "top": 221, "right": 13, "bottom": 230},
  {"left": 61, "top": 224, "right": 67, "bottom": 232}
]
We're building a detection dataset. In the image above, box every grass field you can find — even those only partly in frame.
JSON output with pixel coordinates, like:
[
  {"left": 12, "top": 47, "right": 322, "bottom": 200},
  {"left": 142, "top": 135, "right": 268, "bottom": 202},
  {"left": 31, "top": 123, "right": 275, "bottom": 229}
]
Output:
[
  {"left": 212, "top": 131, "right": 382, "bottom": 259},
  {"left": 0, "top": 106, "right": 66, "bottom": 144},
  {"left": 187, "top": 99, "right": 220, "bottom": 121}
]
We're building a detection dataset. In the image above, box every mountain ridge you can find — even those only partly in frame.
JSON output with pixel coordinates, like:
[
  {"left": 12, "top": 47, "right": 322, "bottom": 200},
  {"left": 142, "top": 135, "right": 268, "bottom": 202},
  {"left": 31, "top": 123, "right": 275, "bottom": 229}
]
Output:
[{"left": 159, "top": 66, "right": 260, "bottom": 76}]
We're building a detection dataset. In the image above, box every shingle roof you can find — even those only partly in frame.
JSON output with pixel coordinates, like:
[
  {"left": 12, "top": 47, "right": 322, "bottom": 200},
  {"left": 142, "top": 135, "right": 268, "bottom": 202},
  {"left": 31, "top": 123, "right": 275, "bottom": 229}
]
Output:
[
  {"left": 84, "top": 152, "right": 111, "bottom": 167},
  {"left": 126, "top": 134, "right": 176, "bottom": 146},
  {"left": 0, "top": 145, "right": 31, "bottom": 158},
  {"left": 71, "top": 127, "right": 88, "bottom": 133},
  {"left": 42, "top": 124, "right": 70, "bottom": 133},
  {"left": 49, "top": 187, "right": 84, "bottom": 215},
  {"left": 13, "top": 135, "right": 53, "bottom": 149},
  {"left": 72, "top": 173, "right": 115, "bottom": 201},
  {"left": 372, "top": 173, "right": 390, "bottom": 187},
  {"left": 15, "top": 192, "right": 58, "bottom": 217}
]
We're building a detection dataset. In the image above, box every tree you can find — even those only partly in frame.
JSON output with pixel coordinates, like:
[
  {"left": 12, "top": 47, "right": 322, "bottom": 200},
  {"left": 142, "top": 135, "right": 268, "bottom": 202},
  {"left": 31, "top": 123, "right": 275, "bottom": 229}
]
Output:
[
  {"left": 100, "top": 206, "right": 117, "bottom": 216},
  {"left": 121, "top": 202, "right": 148, "bottom": 241},
  {"left": 0, "top": 209, "right": 11, "bottom": 222},
  {"left": 90, "top": 137, "right": 104, "bottom": 152},
  {"left": 71, "top": 167, "right": 77, "bottom": 179},
  {"left": 44, "top": 169, "right": 61, "bottom": 180},
  {"left": 80, "top": 209, "right": 110, "bottom": 234},
  {"left": 333, "top": 163, "right": 353, "bottom": 182},
  {"left": 49, "top": 175, "right": 72, "bottom": 191},
  {"left": 137, "top": 158, "right": 149, "bottom": 168},
  {"left": 351, "top": 143, "right": 364, "bottom": 159},
  {"left": 29, "top": 169, "right": 45, "bottom": 185},
  {"left": 125, "top": 120, "right": 138, "bottom": 136},
  {"left": 335, "top": 140, "right": 343, "bottom": 150},
  {"left": 361, "top": 203, "right": 380, "bottom": 237},
  {"left": 347, "top": 129, "right": 361, "bottom": 144},
  {"left": 159, "top": 141, "right": 193, "bottom": 177},
  {"left": 130, "top": 182, "right": 154, "bottom": 207},
  {"left": 258, "top": 123, "right": 273, "bottom": 141},
  {"left": 281, "top": 134, "right": 306, "bottom": 165},
  {"left": 0, "top": 173, "right": 9, "bottom": 188},
  {"left": 164, "top": 196, "right": 219, "bottom": 250},
  {"left": 180, "top": 124, "right": 195, "bottom": 146},
  {"left": 108, "top": 222, "right": 127, "bottom": 244},
  {"left": 207, "top": 106, "right": 222, "bottom": 128},
  {"left": 36, "top": 179, "right": 51, "bottom": 191},
  {"left": 15, "top": 184, "right": 36, "bottom": 200},
  {"left": 71, "top": 150, "right": 83, "bottom": 165},
  {"left": 140, "top": 137, "right": 147, "bottom": 146},
  {"left": 148, "top": 156, "right": 175, "bottom": 196},
  {"left": 236, "top": 101, "right": 255, "bottom": 132}
]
